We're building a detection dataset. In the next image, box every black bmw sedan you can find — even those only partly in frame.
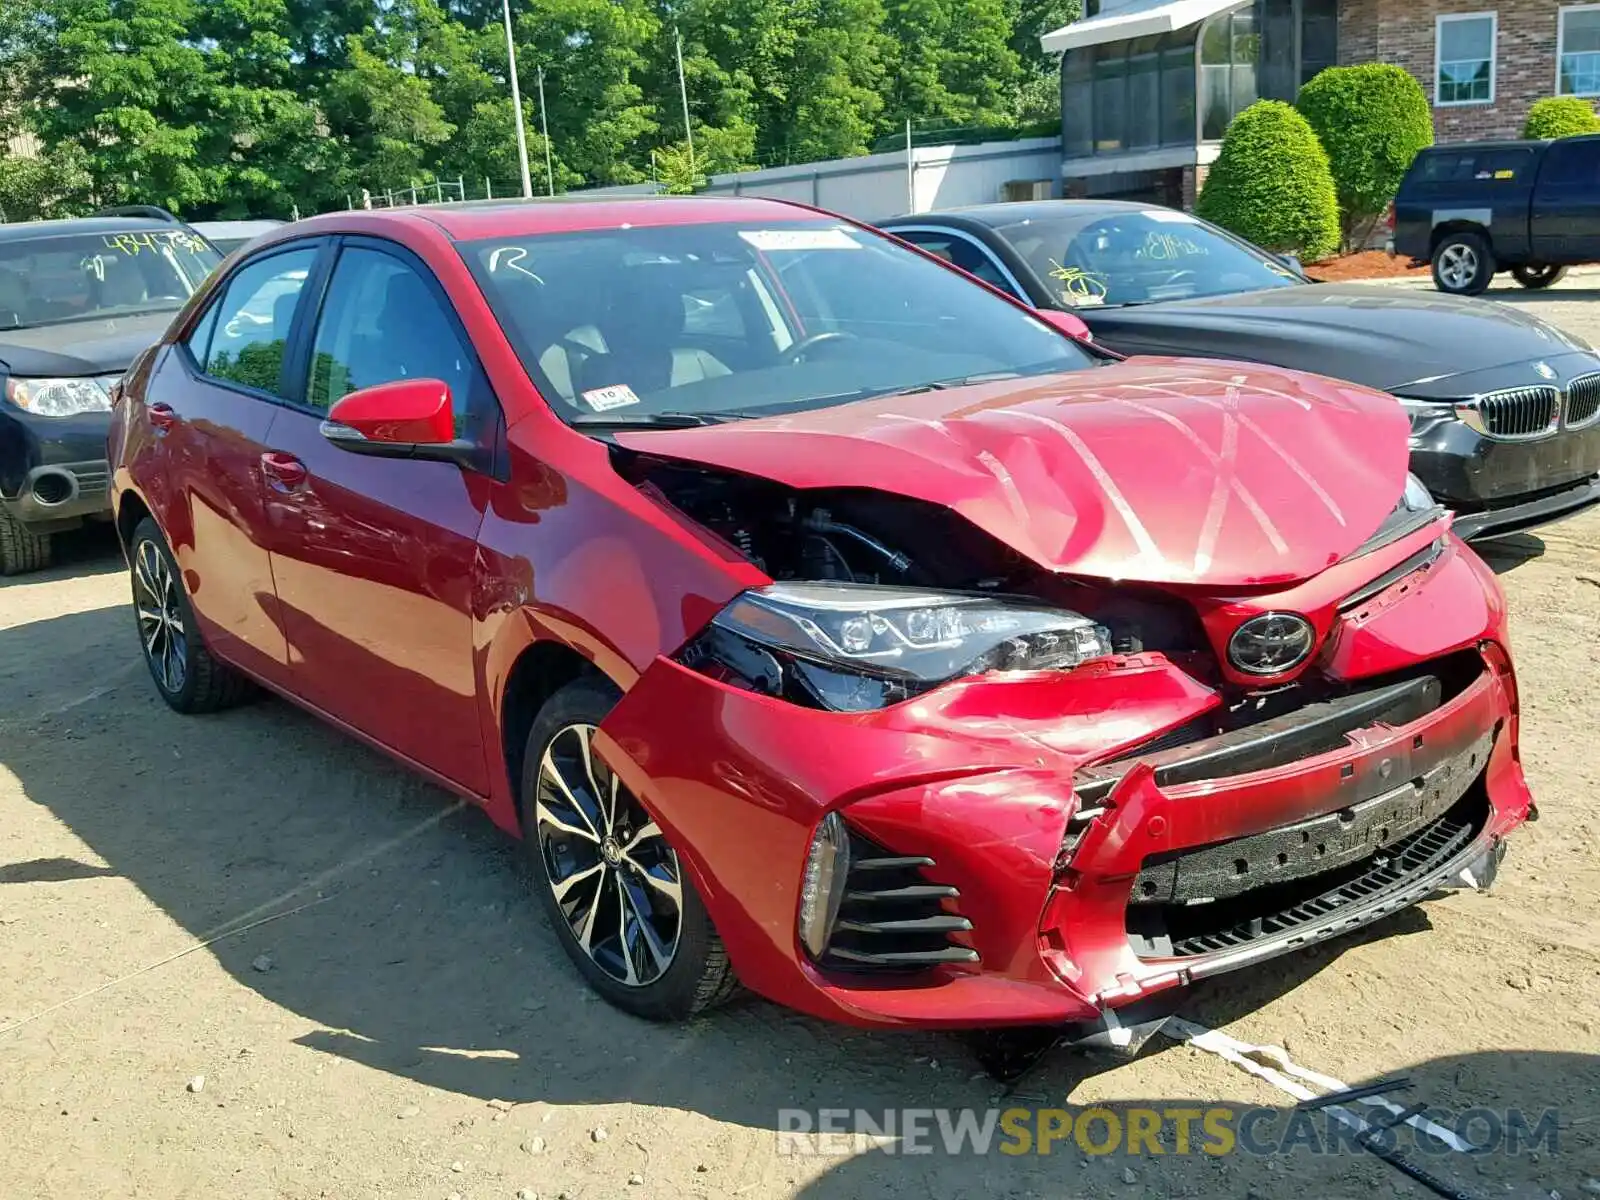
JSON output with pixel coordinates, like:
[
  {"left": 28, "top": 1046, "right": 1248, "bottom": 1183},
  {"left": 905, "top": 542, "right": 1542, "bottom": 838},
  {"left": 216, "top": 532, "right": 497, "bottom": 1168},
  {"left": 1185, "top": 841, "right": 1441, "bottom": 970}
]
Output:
[{"left": 879, "top": 201, "right": 1600, "bottom": 541}]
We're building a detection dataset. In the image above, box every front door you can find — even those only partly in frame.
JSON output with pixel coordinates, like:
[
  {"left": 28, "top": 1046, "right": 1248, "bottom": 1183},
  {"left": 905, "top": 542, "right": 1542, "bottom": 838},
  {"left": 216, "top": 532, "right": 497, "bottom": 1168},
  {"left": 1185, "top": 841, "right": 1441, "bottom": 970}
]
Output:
[
  {"left": 1532, "top": 138, "right": 1600, "bottom": 262},
  {"left": 141, "top": 242, "right": 322, "bottom": 685},
  {"left": 261, "top": 239, "right": 496, "bottom": 795}
]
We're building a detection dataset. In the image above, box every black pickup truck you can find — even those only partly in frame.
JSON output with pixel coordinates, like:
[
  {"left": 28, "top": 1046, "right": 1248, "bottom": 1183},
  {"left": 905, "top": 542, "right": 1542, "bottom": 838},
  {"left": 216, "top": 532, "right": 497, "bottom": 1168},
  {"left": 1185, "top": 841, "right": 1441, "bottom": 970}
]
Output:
[{"left": 1390, "top": 134, "right": 1600, "bottom": 295}]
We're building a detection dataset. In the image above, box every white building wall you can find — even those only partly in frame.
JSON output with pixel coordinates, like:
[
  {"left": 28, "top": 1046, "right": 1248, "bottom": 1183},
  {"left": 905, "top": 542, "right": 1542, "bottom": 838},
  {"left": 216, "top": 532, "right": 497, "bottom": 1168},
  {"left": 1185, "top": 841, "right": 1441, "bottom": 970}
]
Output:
[{"left": 695, "top": 136, "right": 1063, "bottom": 221}]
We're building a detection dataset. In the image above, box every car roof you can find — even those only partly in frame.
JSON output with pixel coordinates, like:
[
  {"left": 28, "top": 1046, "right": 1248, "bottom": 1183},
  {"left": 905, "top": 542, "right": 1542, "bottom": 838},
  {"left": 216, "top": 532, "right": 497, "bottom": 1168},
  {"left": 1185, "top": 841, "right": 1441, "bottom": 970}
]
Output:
[
  {"left": 287, "top": 195, "right": 824, "bottom": 242},
  {"left": 191, "top": 219, "right": 285, "bottom": 236},
  {"left": 1415, "top": 138, "right": 1569, "bottom": 152},
  {"left": 881, "top": 199, "right": 1162, "bottom": 228},
  {"left": 0, "top": 215, "right": 200, "bottom": 244}
]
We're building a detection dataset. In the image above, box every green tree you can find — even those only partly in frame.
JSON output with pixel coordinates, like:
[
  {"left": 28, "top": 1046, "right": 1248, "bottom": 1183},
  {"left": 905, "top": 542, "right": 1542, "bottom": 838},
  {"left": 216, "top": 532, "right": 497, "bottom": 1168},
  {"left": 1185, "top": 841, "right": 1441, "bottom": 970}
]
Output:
[
  {"left": 514, "top": 0, "right": 660, "bottom": 185},
  {"left": 1296, "top": 64, "right": 1433, "bottom": 252},
  {"left": 1197, "top": 99, "right": 1341, "bottom": 262},
  {"left": 1010, "top": 0, "right": 1079, "bottom": 125},
  {"left": 881, "top": 0, "right": 1023, "bottom": 131},
  {"left": 1523, "top": 96, "right": 1600, "bottom": 139},
  {"left": 323, "top": 35, "right": 454, "bottom": 194},
  {"left": 30, "top": 0, "right": 221, "bottom": 211}
]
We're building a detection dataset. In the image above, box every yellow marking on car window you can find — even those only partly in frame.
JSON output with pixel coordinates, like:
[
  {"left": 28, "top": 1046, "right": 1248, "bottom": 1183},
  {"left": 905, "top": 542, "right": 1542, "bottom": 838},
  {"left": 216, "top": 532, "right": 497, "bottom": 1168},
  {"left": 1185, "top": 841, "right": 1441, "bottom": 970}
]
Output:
[{"left": 1047, "top": 259, "right": 1108, "bottom": 306}]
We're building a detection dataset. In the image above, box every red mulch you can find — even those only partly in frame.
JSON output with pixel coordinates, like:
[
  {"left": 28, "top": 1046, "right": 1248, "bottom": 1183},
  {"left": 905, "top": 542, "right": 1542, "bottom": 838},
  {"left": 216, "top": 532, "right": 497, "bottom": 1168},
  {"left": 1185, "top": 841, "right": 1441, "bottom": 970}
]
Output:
[{"left": 1305, "top": 250, "right": 1428, "bottom": 282}]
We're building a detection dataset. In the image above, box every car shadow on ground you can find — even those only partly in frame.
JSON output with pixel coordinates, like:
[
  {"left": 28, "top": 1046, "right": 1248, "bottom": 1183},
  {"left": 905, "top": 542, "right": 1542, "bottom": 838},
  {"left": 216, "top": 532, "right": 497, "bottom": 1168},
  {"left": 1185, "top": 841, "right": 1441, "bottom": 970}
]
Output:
[
  {"left": 1, "top": 597, "right": 1587, "bottom": 1197},
  {"left": 1472, "top": 532, "right": 1547, "bottom": 575}
]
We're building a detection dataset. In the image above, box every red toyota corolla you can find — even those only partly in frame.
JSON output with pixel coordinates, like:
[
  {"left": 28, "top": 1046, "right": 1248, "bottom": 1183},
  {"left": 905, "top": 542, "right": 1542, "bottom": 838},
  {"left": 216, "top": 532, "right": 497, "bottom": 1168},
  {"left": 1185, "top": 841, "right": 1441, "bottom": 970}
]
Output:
[{"left": 108, "top": 197, "right": 1532, "bottom": 1032}]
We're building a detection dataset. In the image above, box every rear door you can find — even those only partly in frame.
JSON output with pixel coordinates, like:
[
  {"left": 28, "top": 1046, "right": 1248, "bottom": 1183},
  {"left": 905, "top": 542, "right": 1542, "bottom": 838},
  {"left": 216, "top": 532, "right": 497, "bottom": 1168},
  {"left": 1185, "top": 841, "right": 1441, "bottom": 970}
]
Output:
[
  {"left": 1531, "top": 138, "right": 1600, "bottom": 262},
  {"left": 259, "top": 238, "right": 497, "bottom": 794},
  {"left": 137, "top": 241, "right": 324, "bottom": 686}
]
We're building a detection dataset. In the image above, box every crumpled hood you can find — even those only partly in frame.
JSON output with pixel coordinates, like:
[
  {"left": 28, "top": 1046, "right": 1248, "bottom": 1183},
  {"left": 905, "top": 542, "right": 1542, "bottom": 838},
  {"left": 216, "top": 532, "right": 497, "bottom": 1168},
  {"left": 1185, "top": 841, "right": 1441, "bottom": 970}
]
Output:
[
  {"left": 1083, "top": 283, "right": 1594, "bottom": 394},
  {"left": 617, "top": 358, "right": 1411, "bottom": 588},
  {"left": 0, "top": 310, "right": 174, "bottom": 377}
]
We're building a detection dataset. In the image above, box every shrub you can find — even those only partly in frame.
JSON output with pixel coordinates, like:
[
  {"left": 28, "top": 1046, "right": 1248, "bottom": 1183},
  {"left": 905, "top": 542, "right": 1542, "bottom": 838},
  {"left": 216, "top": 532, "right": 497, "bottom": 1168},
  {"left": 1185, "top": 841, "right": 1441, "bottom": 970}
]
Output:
[
  {"left": 1523, "top": 96, "right": 1600, "bottom": 139},
  {"left": 1296, "top": 64, "right": 1434, "bottom": 252},
  {"left": 1196, "top": 100, "right": 1341, "bottom": 263}
]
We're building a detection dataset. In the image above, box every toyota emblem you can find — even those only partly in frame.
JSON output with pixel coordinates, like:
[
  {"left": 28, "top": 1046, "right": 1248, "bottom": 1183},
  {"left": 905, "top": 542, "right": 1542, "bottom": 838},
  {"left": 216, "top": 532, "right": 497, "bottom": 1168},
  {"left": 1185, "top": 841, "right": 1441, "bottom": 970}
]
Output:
[{"left": 1227, "top": 612, "right": 1315, "bottom": 676}]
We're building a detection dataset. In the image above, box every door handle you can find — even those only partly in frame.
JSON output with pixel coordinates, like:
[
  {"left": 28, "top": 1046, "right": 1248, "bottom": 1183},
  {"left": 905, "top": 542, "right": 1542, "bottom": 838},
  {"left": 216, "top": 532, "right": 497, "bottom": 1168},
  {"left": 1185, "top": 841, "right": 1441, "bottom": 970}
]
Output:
[
  {"left": 148, "top": 403, "right": 178, "bottom": 433},
  {"left": 260, "top": 451, "right": 309, "bottom": 490}
]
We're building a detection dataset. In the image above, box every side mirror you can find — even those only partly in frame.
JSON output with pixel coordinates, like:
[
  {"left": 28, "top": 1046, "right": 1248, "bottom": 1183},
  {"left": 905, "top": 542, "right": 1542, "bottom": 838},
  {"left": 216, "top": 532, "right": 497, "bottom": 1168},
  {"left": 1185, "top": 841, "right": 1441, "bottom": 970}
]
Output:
[
  {"left": 1035, "top": 308, "right": 1094, "bottom": 342},
  {"left": 1278, "top": 253, "right": 1304, "bottom": 274},
  {"left": 321, "top": 378, "right": 474, "bottom": 467}
]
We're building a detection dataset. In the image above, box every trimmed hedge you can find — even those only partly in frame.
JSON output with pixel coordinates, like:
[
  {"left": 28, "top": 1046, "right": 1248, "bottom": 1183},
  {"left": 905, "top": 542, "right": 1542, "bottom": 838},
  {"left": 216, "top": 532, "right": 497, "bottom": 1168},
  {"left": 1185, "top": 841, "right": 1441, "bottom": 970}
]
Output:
[
  {"left": 1523, "top": 96, "right": 1600, "bottom": 139},
  {"left": 1196, "top": 100, "right": 1341, "bottom": 263},
  {"left": 1296, "top": 64, "right": 1433, "bottom": 251}
]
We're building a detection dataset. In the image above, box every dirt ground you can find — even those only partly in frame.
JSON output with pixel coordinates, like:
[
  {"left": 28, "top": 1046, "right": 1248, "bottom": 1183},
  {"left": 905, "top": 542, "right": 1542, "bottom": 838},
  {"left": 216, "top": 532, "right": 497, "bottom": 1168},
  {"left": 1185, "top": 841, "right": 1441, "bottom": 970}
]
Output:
[
  {"left": 3, "top": 281, "right": 1600, "bottom": 1200},
  {"left": 1305, "top": 250, "right": 1429, "bottom": 282}
]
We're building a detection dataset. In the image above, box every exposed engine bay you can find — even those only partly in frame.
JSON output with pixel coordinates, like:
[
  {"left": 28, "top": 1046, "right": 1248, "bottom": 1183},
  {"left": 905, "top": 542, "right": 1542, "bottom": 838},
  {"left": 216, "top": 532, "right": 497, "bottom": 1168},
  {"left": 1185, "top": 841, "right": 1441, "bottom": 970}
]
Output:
[{"left": 617, "top": 451, "right": 1477, "bottom": 748}]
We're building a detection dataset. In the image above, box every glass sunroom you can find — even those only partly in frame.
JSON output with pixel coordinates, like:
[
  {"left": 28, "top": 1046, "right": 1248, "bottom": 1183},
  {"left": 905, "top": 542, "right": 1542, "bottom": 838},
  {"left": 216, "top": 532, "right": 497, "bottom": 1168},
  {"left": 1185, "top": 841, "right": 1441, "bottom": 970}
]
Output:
[{"left": 1046, "top": 0, "right": 1337, "bottom": 166}]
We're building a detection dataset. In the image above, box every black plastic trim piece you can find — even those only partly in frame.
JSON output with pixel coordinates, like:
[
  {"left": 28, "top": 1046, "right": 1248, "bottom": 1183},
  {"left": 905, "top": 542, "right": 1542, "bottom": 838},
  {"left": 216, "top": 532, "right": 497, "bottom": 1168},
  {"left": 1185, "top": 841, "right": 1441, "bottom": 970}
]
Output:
[{"left": 1073, "top": 675, "right": 1442, "bottom": 805}]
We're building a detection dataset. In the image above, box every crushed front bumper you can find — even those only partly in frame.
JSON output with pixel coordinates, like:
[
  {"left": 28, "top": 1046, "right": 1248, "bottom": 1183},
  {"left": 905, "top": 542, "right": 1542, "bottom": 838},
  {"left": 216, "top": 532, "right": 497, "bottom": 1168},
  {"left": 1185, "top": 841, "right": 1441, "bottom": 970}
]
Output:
[{"left": 594, "top": 539, "right": 1531, "bottom": 1031}]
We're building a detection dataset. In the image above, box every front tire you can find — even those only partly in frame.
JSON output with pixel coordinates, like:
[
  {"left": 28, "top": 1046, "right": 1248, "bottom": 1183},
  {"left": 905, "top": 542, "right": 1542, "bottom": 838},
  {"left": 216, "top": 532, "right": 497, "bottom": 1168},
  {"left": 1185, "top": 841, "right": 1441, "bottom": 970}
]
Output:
[
  {"left": 1432, "top": 231, "right": 1495, "bottom": 295},
  {"left": 519, "top": 676, "right": 737, "bottom": 1021},
  {"left": 1512, "top": 263, "right": 1568, "bottom": 289},
  {"left": 0, "top": 507, "right": 51, "bottom": 576},
  {"left": 129, "top": 518, "right": 254, "bottom": 713}
]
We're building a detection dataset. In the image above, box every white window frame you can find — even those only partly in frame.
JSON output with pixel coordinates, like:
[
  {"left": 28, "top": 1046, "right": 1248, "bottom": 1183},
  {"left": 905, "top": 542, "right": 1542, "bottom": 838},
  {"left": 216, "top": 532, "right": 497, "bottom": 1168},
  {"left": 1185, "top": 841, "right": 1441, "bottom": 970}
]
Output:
[
  {"left": 1557, "top": 4, "right": 1600, "bottom": 97},
  {"left": 1434, "top": 11, "right": 1499, "bottom": 107}
]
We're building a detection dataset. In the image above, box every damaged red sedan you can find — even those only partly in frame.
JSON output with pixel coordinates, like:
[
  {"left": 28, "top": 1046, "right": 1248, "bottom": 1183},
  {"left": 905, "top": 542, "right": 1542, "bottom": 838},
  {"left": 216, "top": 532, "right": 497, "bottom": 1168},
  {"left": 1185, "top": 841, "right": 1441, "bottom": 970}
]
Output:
[{"left": 108, "top": 197, "right": 1532, "bottom": 1032}]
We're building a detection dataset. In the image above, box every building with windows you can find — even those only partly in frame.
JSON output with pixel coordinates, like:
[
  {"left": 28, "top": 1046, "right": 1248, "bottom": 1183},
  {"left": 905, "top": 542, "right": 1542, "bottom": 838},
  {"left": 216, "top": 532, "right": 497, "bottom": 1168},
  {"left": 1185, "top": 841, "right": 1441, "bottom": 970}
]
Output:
[{"left": 1043, "top": 0, "right": 1600, "bottom": 204}]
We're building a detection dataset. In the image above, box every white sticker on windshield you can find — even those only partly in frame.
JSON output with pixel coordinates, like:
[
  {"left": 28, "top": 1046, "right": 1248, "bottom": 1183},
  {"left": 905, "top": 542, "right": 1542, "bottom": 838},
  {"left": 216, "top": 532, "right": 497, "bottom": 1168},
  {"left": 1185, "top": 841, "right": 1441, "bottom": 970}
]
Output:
[
  {"left": 582, "top": 384, "right": 641, "bottom": 412},
  {"left": 1143, "top": 209, "right": 1198, "bottom": 223},
  {"left": 739, "top": 229, "right": 861, "bottom": 252}
]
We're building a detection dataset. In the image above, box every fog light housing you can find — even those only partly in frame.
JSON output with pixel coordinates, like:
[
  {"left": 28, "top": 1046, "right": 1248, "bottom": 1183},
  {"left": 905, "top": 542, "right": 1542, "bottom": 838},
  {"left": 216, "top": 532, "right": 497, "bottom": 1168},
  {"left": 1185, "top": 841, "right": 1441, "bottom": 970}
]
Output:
[{"left": 798, "top": 812, "right": 851, "bottom": 958}]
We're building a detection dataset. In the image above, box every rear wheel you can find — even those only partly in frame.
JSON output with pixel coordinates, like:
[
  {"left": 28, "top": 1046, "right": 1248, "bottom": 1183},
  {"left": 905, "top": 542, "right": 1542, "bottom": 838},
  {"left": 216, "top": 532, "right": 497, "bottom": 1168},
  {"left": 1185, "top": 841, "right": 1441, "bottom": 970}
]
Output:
[
  {"left": 520, "top": 676, "right": 738, "bottom": 1021},
  {"left": 1511, "top": 263, "right": 1568, "bottom": 289},
  {"left": 1431, "top": 231, "right": 1495, "bottom": 295},
  {"left": 129, "top": 518, "right": 254, "bottom": 713},
  {"left": 0, "top": 507, "right": 51, "bottom": 576}
]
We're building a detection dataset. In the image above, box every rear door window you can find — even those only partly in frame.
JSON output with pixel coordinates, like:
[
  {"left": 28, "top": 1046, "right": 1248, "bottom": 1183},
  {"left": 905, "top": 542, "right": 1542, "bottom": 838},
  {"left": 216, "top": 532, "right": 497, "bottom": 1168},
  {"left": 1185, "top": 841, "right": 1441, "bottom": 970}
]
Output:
[{"left": 192, "top": 246, "right": 318, "bottom": 398}]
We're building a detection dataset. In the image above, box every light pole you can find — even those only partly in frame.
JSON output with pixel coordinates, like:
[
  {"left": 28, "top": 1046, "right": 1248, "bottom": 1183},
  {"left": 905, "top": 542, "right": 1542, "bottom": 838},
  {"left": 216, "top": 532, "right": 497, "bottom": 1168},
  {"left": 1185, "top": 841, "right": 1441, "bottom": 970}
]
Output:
[
  {"left": 537, "top": 65, "right": 556, "bottom": 196},
  {"left": 502, "top": 0, "right": 534, "bottom": 199}
]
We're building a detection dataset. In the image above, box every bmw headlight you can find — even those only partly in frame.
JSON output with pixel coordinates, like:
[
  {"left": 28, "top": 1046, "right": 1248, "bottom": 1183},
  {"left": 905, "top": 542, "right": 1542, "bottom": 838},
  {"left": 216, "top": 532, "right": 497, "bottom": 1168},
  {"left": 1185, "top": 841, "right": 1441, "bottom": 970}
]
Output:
[
  {"left": 4, "top": 375, "right": 114, "bottom": 417},
  {"left": 678, "top": 582, "right": 1113, "bottom": 711}
]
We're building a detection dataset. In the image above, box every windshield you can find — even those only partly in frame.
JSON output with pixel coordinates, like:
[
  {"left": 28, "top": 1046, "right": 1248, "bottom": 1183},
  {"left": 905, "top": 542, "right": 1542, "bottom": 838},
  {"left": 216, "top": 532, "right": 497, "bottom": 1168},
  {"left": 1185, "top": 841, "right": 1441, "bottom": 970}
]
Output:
[
  {"left": 463, "top": 219, "right": 1094, "bottom": 425},
  {"left": 0, "top": 229, "right": 220, "bottom": 330},
  {"left": 997, "top": 209, "right": 1303, "bottom": 308}
]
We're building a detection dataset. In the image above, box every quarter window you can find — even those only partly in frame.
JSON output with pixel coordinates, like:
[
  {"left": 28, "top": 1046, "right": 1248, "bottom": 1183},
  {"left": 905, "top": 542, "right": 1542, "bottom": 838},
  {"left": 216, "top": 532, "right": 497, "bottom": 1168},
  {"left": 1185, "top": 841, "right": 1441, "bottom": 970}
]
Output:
[
  {"left": 1559, "top": 5, "right": 1600, "bottom": 96},
  {"left": 1435, "top": 13, "right": 1497, "bottom": 105},
  {"left": 305, "top": 247, "right": 474, "bottom": 415},
  {"left": 194, "top": 247, "right": 317, "bottom": 397}
]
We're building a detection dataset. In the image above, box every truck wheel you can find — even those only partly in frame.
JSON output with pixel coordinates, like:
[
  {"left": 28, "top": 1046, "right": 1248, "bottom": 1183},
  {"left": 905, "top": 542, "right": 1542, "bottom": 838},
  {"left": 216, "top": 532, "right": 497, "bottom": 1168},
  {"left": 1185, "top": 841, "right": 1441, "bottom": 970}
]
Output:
[
  {"left": 0, "top": 507, "right": 51, "bottom": 576},
  {"left": 1432, "top": 231, "right": 1495, "bottom": 296},
  {"left": 1511, "top": 263, "right": 1568, "bottom": 289}
]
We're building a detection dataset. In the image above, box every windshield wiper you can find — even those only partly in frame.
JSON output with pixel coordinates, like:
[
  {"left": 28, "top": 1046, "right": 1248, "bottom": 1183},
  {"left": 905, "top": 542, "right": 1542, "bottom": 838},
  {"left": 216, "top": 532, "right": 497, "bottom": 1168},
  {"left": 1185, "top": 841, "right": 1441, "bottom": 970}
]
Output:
[
  {"left": 872, "top": 370, "right": 1026, "bottom": 400},
  {"left": 567, "top": 410, "right": 729, "bottom": 430}
]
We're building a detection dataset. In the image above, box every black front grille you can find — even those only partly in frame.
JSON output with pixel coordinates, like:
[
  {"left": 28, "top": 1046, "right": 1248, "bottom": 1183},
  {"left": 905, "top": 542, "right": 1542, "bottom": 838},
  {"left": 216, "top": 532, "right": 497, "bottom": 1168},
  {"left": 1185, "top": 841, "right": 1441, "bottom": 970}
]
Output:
[
  {"left": 73, "top": 466, "right": 110, "bottom": 497},
  {"left": 820, "top": 834, "right": 978, "bottom": 971},
  {"left": 1126, "top": 786, "right": 1486, "bottom": 959},
  {"left": 1473, "top": 386, "right": 1558, "bottom": 438},
  {"left": 1566, "top": 374, "right": 1600, "bottom": 428}
]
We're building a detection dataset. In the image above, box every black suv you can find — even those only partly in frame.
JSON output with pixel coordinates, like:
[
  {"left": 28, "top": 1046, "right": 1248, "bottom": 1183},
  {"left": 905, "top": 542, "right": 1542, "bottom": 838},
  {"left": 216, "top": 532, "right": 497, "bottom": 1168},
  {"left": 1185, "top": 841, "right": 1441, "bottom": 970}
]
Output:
[
  {"left": 1390, "top": 135, "right": 1600, "bottom": 295},
  {"left": 0, "top": 216, "right": 221, "bottom": 573}
]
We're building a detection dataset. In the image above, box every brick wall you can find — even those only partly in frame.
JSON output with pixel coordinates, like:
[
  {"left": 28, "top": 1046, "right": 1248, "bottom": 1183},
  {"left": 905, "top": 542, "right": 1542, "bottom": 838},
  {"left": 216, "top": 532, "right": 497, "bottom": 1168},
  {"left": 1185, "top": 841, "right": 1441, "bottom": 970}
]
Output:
[{"left": 1340, "top": 0, "right": 1567, "bottom": 141}]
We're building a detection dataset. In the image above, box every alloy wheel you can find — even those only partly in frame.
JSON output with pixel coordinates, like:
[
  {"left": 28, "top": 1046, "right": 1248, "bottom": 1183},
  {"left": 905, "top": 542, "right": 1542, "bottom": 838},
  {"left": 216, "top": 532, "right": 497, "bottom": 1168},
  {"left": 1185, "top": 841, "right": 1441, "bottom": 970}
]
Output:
[
  {"left": 1438, "top": 244, "right": 1478, "bottom": 290},
  {"left": 133, "top": 538, "right": 188, "bottom": 695},
  {"left": 535, "top": 723, "right": 683, "bottom": 987}
]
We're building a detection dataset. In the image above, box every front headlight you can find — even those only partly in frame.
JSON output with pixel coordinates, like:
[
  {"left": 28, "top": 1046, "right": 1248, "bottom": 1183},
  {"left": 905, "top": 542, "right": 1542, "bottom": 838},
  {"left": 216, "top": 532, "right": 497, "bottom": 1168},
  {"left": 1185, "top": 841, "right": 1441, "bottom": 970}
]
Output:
[
  {"left": 4, "top": 376, "right": 114, "bottom": 417},
  {"left": 679, "top": 582, "right": 1113, "bottom": 711}
]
